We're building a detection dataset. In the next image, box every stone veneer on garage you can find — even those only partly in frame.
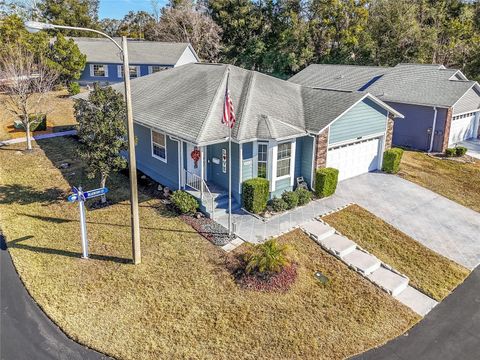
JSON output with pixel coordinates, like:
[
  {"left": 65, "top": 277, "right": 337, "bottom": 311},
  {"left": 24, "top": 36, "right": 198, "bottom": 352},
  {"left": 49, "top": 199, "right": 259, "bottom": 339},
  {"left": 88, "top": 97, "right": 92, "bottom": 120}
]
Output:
[
  {"left": 315, "top": 128, "right": 329, "bottom": 169},
  {"left": 441, "top": 107, "right": 453, "bottom": 152}
]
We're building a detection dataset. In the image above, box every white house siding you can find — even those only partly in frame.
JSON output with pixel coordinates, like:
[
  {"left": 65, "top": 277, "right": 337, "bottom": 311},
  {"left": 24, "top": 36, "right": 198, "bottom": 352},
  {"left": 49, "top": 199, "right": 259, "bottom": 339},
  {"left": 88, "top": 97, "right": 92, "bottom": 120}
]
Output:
[{"left": 175, "top": 46, "right": 199, "bottom": 67}]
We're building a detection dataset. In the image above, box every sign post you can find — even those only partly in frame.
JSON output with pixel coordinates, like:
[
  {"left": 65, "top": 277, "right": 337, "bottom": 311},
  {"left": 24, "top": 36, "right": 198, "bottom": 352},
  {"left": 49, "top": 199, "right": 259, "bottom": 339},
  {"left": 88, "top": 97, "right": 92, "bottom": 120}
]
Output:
[
  {"left": 67, "top": 186, "right": 109, "bottom": 259},
  {"left": 78, "top": 187, "right": 88, "bottom": 259}
]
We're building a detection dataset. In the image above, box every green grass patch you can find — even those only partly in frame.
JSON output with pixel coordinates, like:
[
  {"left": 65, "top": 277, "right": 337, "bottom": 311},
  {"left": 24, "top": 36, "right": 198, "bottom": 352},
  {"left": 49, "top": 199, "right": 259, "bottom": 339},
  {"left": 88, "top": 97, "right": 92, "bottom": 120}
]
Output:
[
  {"left": 398, "top": 151, "right": 480, "bottom": 213},
  {"left": 323, "top": 204, "right": 470, "bottom": 301}
]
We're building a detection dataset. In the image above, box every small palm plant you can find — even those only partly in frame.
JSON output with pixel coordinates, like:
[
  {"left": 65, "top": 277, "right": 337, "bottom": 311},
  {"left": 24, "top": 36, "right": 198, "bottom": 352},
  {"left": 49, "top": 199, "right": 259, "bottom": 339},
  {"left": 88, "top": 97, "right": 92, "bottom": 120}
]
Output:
[{"left": 244, "top": 239, "right": 292, "bottom": 274}]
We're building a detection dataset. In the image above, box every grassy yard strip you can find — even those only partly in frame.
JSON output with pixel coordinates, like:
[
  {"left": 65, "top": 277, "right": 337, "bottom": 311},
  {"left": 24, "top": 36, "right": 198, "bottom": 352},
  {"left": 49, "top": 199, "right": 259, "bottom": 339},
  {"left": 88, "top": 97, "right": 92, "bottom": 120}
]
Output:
[
  {"left": 0, "top": 137, "right": 419, "bottom": 359},
  {"left": 323, "top": 204, "right": 470, "bottom": 301},
  {"left": 398, "top": 150, "right": 480, "bottom": 213}
]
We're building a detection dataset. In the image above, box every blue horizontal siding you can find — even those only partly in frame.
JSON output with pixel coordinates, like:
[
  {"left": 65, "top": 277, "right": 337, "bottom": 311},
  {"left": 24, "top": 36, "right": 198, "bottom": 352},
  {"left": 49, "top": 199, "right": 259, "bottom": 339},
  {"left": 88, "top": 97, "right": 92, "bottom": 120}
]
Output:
[
  {"left": 207, "top": 142, "right": 241, "bottom": 203},
  {"left": 300, "top": 136, "right": 314, "bottom": 188},
  {"left": 133, "top": 123, "right": 180, "bottom": 190},
  {"left": 79, "top": 62, "right": 173, "bottom": 84},
  {"left": 271, "top": 177, "right": 292, "bottom": 198},
  {"left": 329, "top": 98, "right": 388, "bottom": 145}
]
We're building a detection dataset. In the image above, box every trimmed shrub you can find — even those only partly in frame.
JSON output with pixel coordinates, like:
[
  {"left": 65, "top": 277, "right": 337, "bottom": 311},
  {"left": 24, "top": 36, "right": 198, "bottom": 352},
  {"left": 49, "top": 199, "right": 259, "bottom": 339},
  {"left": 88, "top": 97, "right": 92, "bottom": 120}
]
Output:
[
  {"left": 315, "top": 168, "right": 339, "bottom": 198},
  {"left": 296, "top": 188, "right": 312, "bottom": 206},
  {"left": 281, "top": 190, "right": 299, "bottom": 209},
  {"left": 68, "top": 82, "right": 81, "bottom": 95},
  {"left": 170, "top": 190, "right": 199, "bottom": 214},
  {"left": 269, "top": 197, "right": 288, "bottom": 212},
  {"left": 455, "top": 146, "right": 468, "bottom": 157},
  {"left": 242, "top": 178, "right": 269, "bottom": 214},
  {"left": 382, "top": 147, "right": 404, "bottom": 174},
  {"left": 445, "top": 148, "right": 456, "bottom": 157},
  {"left": 244, "top": 239, "right": 292, "bottom": 274}
]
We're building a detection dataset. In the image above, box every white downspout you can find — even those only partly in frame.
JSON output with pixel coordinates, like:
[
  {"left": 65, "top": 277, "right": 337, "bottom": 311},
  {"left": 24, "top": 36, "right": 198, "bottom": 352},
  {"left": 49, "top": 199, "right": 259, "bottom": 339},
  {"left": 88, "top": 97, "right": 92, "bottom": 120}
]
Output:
[
  {"left": 307, "top": 132, "right": 317, "bottom": 190},
  {"left": 169, "top": 135, "right": 182, "bottom": 190},
  {"left": 428, "top": 106, "right": 438, "bottom": 153}
]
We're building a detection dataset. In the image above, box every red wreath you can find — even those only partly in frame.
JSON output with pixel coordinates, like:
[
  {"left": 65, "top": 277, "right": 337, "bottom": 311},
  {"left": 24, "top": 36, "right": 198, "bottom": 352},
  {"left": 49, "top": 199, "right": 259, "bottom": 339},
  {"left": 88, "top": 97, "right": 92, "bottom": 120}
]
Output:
[{"left": 191, "top": 148, "right": 201, "bottom": 168}]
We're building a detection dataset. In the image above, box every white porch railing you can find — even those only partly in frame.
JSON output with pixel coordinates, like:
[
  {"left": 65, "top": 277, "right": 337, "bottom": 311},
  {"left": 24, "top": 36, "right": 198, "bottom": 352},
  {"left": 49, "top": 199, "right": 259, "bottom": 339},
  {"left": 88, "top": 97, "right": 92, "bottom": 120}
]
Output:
[{"left": 184, "top": 170, "right": 215, "bottom": 219}]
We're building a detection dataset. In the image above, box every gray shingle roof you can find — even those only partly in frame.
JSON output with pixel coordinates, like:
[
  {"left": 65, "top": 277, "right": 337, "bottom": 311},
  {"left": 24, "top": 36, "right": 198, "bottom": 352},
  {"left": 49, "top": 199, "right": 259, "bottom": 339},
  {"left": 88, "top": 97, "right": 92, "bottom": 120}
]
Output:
[
  {"left": 71, "top": 37, "right": 196, "bottom": 65},
  {"left": 290, "top": 63, "right": 478, "bottom": 108},
  {"left": 76, "top": 63, "right": 398, "bottom": 144}
]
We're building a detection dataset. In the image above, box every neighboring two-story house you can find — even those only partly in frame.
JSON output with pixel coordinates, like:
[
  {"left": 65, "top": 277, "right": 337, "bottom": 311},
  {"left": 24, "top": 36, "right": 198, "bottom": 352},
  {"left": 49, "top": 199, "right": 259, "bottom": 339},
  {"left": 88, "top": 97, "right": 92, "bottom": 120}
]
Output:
[
  {"left": 72, "top": 37, "right": 199, "bottom": 85},
  {"left": 290, "top": 63, "right": 480, "bottom": 152}
]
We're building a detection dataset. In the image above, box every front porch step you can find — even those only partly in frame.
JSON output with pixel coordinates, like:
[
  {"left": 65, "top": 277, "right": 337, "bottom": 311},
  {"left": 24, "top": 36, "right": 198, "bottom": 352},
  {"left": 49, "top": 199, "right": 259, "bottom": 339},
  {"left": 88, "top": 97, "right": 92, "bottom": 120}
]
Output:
[
  {"left": 302, "top": 220, "right": 336, "bottom": 242},
  {"left": 321, "top": 234, "right": 357, "bottom": 258}
]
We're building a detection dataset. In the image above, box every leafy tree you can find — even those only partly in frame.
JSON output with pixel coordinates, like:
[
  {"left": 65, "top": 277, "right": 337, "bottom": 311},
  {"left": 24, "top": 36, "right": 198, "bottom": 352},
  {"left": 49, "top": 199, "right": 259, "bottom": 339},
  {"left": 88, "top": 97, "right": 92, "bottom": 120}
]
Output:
[
  {"left": 0, "top": 45, "right": 58, "bottom": 150},
  {"left": 117, "top": 11, "right": 156, "bottom": 39},
  {"left": 39, "top": 0, "right": 100, "bottom": 36},
  {"left": 148, "top": 0, "right": 222, "bottom": 62},
  {"left": 99, "top": 17, "right": 122, "bottom": 37},
  {"left": 208, "top": 0, "right": 265, "bottom": 70},
  {"left": 46, "top": 33, "right": 86, "bottom": 85},
  {"left": 309, "top": 0, "right": 370, "bottom": 64},
  {"left": 0, "top": 14, "right": 49, "bottom": 59},
  {"left": 74, "top": 85, "right": 128, "bottom": 202}
]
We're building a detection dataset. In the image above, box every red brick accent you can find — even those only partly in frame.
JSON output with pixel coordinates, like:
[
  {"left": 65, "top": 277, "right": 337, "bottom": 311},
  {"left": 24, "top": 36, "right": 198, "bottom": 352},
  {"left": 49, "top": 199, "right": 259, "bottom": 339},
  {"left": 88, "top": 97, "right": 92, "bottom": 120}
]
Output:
[
  {"left": 441, "top": 107, "right": 453, "bottom": 152},
  {"left": 384, "top": 113, "right": 394, "bottom": 150},
  {"left": 314, "top": 128, "right": 329, "bottom": 169}
]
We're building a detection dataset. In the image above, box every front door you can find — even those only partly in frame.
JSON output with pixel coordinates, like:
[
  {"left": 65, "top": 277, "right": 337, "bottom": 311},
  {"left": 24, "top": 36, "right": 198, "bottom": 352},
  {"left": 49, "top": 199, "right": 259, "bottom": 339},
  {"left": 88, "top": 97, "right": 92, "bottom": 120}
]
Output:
[{"left": 186, "top": 143, "right": 202, "bottom": 177}]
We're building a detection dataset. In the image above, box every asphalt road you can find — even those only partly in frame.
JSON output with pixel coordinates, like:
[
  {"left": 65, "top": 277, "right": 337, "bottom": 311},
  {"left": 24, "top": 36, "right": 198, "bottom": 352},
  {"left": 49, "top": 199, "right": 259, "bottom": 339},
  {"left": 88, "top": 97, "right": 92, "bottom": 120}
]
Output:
[
  {"left": 353, "top": 267, "right": 480, "bottom": 360},
  {"left": 0, "top": 236, "right": 109, "bottom": 360}
]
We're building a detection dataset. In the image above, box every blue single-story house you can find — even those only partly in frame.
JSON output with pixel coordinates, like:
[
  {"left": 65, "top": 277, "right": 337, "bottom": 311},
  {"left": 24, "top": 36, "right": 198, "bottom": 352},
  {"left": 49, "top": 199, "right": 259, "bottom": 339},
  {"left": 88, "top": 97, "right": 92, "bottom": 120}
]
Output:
[
  {"left": 290, "top": 63, "right": 480, "bottom": 153},
  {"left": 79, "top": 63, "right": 403, "bottom": 218},
  {"left": 72, "top": 37, "right": 199, "bottom": 85}
]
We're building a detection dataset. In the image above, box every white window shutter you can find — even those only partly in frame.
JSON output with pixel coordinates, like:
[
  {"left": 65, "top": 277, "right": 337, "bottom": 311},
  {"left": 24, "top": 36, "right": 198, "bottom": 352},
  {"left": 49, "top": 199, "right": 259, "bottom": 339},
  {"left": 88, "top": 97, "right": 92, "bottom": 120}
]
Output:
[
  {"left": 89, "top": 64, "right": 94, "bottom": 77},
  {"left": 104, "top": 65, "right": 109, "bottom": 77},
  {"left": 137, "top": 66, "right": 141, "bottom": 76},
  {"left": 148, "top": 66, "right": 152, "bottom": 74},
  {"left": 117, "top": 65, "right": 122, "bottom": 78}
]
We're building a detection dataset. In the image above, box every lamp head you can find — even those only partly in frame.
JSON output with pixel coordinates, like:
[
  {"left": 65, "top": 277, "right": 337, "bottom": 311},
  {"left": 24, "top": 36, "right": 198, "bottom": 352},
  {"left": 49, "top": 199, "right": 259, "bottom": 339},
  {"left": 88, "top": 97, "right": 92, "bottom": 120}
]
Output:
[{"left": 24, "top": 21, "right": 55, "bottom": 33}]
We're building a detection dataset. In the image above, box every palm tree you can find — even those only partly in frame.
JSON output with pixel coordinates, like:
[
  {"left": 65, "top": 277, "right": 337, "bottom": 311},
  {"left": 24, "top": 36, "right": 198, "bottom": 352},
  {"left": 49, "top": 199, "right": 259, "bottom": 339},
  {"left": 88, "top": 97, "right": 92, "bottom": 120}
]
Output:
[{"left": 244, "top": 239, "right": 292, "bottom": 274}]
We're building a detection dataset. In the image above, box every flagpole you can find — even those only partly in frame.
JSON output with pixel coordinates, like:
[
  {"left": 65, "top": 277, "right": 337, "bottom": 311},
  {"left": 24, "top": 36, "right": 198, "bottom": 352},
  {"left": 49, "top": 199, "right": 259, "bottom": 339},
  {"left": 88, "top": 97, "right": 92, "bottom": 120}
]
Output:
[{"left": 227, "top": 69, "right": 232, "bottom": 237}]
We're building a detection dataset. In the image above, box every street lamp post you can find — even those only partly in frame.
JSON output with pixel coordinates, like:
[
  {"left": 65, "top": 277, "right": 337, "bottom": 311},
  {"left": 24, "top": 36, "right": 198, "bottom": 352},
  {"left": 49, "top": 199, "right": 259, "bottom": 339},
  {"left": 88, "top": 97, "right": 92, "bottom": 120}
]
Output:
[{"left": 25, "top": 21, "right": 142, "bottom": 264}]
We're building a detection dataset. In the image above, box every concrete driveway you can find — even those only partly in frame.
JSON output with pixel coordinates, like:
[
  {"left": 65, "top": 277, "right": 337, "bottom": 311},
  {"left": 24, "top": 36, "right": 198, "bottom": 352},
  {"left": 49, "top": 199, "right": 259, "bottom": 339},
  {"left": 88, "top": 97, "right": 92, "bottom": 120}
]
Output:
[
  {"left": 458, "top": 139, "right": 480, "bottom": 160},
  {"left": 333, "top": 172, "right": 480, "bottom": 269}
]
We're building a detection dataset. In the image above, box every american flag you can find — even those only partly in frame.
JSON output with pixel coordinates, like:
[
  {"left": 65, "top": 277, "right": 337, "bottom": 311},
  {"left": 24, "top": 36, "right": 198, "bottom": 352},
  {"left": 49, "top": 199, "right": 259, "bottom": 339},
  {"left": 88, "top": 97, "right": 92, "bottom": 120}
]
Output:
[{"left": 222, "top": 75, "right": 236, "bottom": 129}]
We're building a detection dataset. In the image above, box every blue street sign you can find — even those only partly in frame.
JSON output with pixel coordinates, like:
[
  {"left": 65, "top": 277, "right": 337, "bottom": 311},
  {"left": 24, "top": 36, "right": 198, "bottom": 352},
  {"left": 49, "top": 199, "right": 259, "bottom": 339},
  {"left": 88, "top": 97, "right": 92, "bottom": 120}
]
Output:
[
  {"left": 83, "top": 187, "right": 109, "bottom": 199},
  {"left": 67, "top": 187, "right": 108, "bottom": 202}
]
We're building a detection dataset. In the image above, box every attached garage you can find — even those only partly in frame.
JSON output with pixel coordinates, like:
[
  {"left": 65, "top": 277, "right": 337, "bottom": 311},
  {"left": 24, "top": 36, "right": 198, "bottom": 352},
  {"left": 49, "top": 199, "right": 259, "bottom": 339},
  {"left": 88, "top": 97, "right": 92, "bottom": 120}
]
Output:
[
  {"left": 448, "top": 111, "right": 479, "bottom": 146},
  {"left": 322, "top": 96, "right": 394, "bottom": 181},
  {"left": 327, "top": 137, "right": 382, "bottom": 181}
]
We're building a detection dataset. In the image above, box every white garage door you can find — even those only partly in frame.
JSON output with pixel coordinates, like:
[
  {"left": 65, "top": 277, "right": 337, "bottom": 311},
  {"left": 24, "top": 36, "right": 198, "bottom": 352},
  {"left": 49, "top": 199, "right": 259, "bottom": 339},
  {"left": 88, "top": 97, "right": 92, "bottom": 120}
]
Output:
[
  {"left": 327, "top": 137, "right": 382, "bottom": 181},
  {"left": 449, "top": 112, "right": 478, "bottom": 145}
]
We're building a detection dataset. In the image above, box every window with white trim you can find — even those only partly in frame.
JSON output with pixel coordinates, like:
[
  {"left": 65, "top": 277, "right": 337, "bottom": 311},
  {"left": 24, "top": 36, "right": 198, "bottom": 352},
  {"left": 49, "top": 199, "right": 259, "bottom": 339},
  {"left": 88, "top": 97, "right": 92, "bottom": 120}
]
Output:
[
  {"left": 92, "top": 64, "right": 107, "bottom": 77},
  {"left": 149, "top": 65, "right": 169, "bottom": 74},
  {"left": 152, "top": 130, "right": 167, "bottom": 161},
  {"left": 118, "top": 65, "right": 139, "bottom": 78},
  {"left": 257, "top": 143, "right": 268, "bottom": 178},
  {"left": 276, "top": 142, "right": 291, "bottom": 177}
]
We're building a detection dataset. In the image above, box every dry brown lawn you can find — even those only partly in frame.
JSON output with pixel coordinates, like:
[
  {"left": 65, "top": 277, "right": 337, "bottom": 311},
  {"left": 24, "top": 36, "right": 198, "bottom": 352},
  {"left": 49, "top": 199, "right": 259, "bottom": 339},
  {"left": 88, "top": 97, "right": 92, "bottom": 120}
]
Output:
[
  {"left": 0, "top": 89, "right": 77, "bottom": 141},
  {"left": 398, "top": 150, "right": 480, "bottom": 213},
  {"left": 0, "top": 137, "right": 419, "bottom": 360},
  {"left": 323, "top": 204, "right": 470, "bottom": 301}
]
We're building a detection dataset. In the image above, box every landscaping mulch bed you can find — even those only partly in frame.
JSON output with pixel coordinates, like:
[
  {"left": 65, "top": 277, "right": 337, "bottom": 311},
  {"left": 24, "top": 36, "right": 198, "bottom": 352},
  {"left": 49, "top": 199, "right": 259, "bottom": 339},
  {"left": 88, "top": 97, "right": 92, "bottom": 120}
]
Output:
[
  {"left": 235, "top": 263, "right": 298, "bottom": 292},
  {"left": 181, "top": 214, "right": 233, "bottom": 246}
]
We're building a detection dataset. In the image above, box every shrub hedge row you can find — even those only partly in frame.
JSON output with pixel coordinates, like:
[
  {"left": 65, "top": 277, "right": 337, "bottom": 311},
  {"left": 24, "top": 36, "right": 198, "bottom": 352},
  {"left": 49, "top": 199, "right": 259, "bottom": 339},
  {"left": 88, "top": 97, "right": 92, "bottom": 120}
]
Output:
[
  {"left": 382, "top": 148, "right": 404, "bottom": 174},
  {"left": 242, "top": 178, "right": 270, "bottom": 214},
  {"left": 315, "top": 168, "right": 339, "bottom": 198}
]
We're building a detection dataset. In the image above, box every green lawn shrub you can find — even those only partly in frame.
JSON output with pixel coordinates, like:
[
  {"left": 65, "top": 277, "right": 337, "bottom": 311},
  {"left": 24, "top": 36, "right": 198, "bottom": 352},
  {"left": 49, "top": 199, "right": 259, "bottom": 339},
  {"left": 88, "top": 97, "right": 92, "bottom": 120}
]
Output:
[
  {"left": 242, "top": 178, "right": 269, "bottom": 214},
  {"left": 268, "top": 197, "right": 288, "bottom": 212},
  {"left": 382, "top": 147, "right": 404, "bottom": 174},
  {"left": 68, "top": 82, "right": 81, "bottom": 95},
  {"left": 296, "top": 188, "right": 312, "bottom": 206},
  {"left": 315, "top": 168, "right": 339, "bottom": 198},
  {"left": 244, "top": 239, "right": 292, "bottom": 274},
  {"left": 445, "top": 148, "right": 456, "bottom": 157},
  {"left": 281, "top": 190, "right": 299, "bottom": 209},
  {"left": 170, "top": 190, "right": 199, "bottom": 214},
  {"left": 455, "top": 146, "right": 468, "bottom": 157}
]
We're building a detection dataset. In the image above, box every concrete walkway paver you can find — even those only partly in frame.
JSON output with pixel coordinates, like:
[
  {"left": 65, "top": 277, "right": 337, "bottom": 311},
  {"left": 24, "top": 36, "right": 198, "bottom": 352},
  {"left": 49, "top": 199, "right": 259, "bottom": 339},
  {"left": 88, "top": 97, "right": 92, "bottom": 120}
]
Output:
[
  {"left": 458, "top": 138, "right": 480, "bottom": 160},
  {"left": 0, "top": 129, "right": 77, "bottom": 146}
]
